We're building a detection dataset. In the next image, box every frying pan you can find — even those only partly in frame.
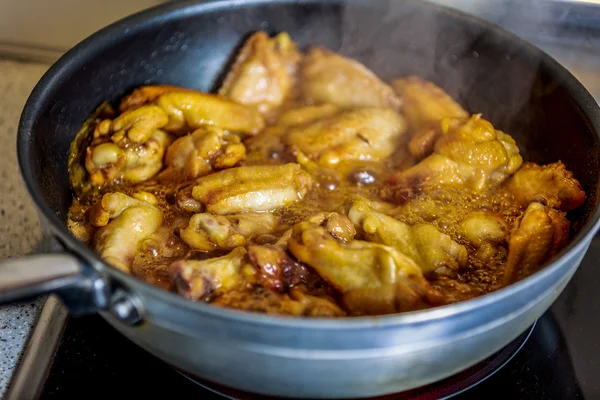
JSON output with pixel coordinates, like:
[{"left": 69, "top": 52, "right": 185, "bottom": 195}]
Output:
[{"left": 2, "top": 0, "right": 600, "bottom": 397}]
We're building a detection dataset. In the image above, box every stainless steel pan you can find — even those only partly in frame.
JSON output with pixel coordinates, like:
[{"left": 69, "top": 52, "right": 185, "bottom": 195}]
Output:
[{"left": 2, "top": 0, "right": 600, "bottom": 397}]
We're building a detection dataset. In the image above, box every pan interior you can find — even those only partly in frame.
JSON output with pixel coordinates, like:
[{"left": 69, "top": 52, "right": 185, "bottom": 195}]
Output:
[{"left": 20, "top": 0, "right": 600, "bottom": 261}]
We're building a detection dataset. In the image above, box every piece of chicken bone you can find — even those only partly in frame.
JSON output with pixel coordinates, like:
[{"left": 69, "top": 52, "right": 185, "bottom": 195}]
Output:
[
  {"left": 89, "top": 192, "right": 163, "bottom": 273},
  {"left": 191, "top": 163, "right": 313, "bottom": 215}
]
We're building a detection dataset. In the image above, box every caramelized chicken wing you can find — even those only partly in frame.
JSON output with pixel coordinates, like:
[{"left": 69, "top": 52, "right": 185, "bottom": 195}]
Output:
[
  {"left": 156, "top": 91, "right": 265, "bottom": 135},
  {"left": 218, "top": 32, "right": 301, "bottom": 115},
  {"left": 158, "top": 126, "right": 245, "bottom": 181},
  {"left": 110, "top": 86, "right": 266, "bottom": 137},
  {"left": 392, "top": 76, "right": 468, "bottom": 132},
  {"left": 389, "top": 114, "right": 523, "bottom": 192},
  {"left": 191, "top": 163, "right": 312, "bottom": 214},
  {"left": 118, "top": 85, "right": 197, "bottom": 112},
  {"left": 86, "top": 124, "right": 172, "bottom": 186},
  {"left": 226, "top": 213, "right": 278, "bottom": 238},
  {"left": 347, "top": 198, "right": 467, "bottom": 277},
  {"left": 460, "top": 211, "right": 509, "bottom": 262},
  {"left": 300, "top": 47, "right": 401, "bottom": 110},
  {"left": 504, "top": 202, "right": 570, "bottom": 284},
  {"left": 179, "top": 212, "right": 276, "bottom": 251},
  {"left": 179, "top": 213, "right": 246, "bottom": 251},
  {"left": 90, "top": 192, "right": 163, "bottom": 273},
  {"left": 284, "top": 108, "right": 408, "bottom": 166},
  {"left": 505, "top": 162, "right": 585, "bottom": 212},
  {"left": 243, "top": 103, "right": 340, "bottom": 165},
  {"left": 170, "top": 247, "right": 247, "bottom": 300},
  {"left": 288, "top": 221, "right": 443, "bottom": 314},
  {"left": 67, "top": 31, "right": 587, "bottom": 318},
  {"left": 247, "top": 244, "right": 311, "bottom": 292}
]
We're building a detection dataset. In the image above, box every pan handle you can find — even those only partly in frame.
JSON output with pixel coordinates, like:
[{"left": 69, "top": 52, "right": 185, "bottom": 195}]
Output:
[{"left": 0, "top": 254, "right": 109, "bottom": 315}]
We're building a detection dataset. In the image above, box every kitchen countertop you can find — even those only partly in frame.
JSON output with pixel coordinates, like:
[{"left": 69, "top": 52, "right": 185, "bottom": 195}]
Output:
[{"left": 0, "top": 59, "right": 52, "bottom": 398}]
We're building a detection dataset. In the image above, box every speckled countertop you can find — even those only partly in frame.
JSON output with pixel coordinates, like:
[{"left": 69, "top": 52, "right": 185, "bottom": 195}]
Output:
[{"left": 0, "top": 59, "right": 51, "bottom": 398}]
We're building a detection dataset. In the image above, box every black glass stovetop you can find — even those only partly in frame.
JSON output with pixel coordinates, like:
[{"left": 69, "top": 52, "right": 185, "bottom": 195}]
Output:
[{"left": 39, "top": 236, "right": 600, "bottom": 399}]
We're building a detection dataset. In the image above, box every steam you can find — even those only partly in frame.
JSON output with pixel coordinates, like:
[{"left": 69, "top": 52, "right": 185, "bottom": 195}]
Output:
[{"left": 328, "top": 0, "right": 599, "bottom": 156}]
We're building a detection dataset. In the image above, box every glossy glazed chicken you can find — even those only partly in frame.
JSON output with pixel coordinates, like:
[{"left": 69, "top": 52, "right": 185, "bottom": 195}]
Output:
[{"left": 67, "top": 31, "right": 586, "bottom": 317}]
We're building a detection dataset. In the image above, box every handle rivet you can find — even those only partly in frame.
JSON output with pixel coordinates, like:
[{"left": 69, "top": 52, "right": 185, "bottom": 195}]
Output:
[{"left": 109, "top": 289, "right": 143, "bottom": 325}]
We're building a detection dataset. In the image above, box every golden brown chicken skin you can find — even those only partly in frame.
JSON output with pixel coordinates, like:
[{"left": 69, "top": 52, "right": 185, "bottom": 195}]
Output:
[
  {"left": 388, "top": 114, "right": 523, "bottom": 192},
  {"left": 504, "top": 202, "right": 570, "bottom": 284},
  {"left": 284, "top": 108, "right": 408, "bottom": 166},
  {"left": 392, "top": 76, "right": 468, "bottom": 133},
  {"left": 67, "top": 31, "right": 587, "bottom": 318},
  {"left": 504, "top": 161, "right": 585, "bottom": 212},
  {"left": 300, "top": 47, "right": 402, "bottom": 110},
  {"left": 218, "top": 32, "right": 301, "bottom": 116}
]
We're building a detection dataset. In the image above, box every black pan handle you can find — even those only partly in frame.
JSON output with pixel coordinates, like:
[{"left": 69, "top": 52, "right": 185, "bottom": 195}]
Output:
[
  {"left": 0, "top": 254, "right": 81, "bottom": 301},
  {"left": 0, "top": 254, "right": 143, "bottom": 323},
  {"left": 0, "top": 254, "right": 109, "bottom": 316}
]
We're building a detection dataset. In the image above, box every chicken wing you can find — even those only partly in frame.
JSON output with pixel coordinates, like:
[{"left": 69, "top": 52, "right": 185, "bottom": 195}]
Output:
[
  {"left": 179, "top": 213, "right": 246, "bottom": 252},
  {"left": 247, "top": 244, "right": 311, "bottom": 292},
  {"left": 269, "top": 211, "right": 356, "bottom": 260},
  {"left": 288, "top": 221, "right": 443, "bottom": 314},
  {"left": 170, "top": 247, "right": 247, "bottom": 300},
  {"left": 108, "top": 87, "right": 265, "bottom": 139},
  {"left": 218, "top": 32, "right": 301, "bottom": 115},
  {"left": 460, "top": 211, "right": 509, "bottom": 262},
  {"left": 175, "top": 185, "right": 204, "bottom": 213},
  {"left": 85, "top": 124, "right": 172, "bottom": 186},
  {"left": 118, "top": 85, "right": 196, "bottom": 112},
  {"left": 156, "top": 91, "right": 265, "bottom": 135},
  {"left": 284, "top": 108, "right": 408, "bottom": 166},
  {"left": 191, "top": 163, "right": 312, "bottom": 214},
  {"left": 90, "top": 192, "right": 163, "bottom": 273},
  {"left": 504, "top": 162, "right": 585, "bottom": 212},
  {"left": 347, "top": 198, "right": 467, "bottom": 277},
  {"left": 392, "top": 76, "right": 468, "bottom": 132},
  {"left": 300, "top": 47, "right": 401, "bottom": 110},
  {"left": 226, "top": 212, "right": 278, "bottom": 238},
  {"left": 504, "top": 202, "right": 570, "bottom": 284},
  {"left": 243, "top": 103, "right": 340, "bottom": 165},
  {"left": 179, "top": 212, "right": 277, "bottom": 251},
  {"left": 158, "top": 126, "right": 245, "bottom": 182},
  {"left": 389, "top": 114, "right": 523, "bottom": 192}
]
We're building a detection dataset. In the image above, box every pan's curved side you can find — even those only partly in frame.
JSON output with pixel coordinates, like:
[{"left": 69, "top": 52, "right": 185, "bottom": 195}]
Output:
[{"left": 99, "top": 243, "right": 587, "bottom": 398}]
